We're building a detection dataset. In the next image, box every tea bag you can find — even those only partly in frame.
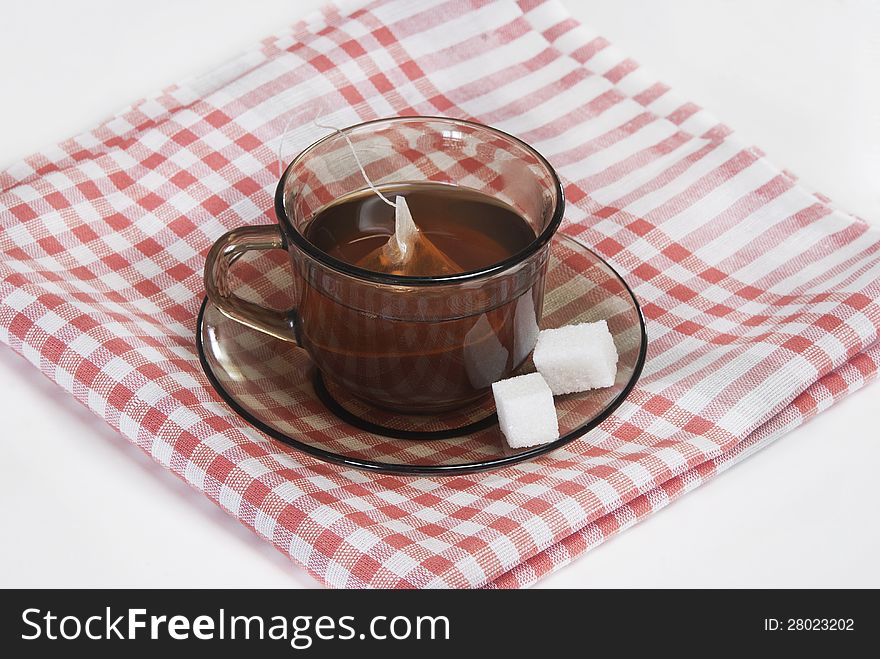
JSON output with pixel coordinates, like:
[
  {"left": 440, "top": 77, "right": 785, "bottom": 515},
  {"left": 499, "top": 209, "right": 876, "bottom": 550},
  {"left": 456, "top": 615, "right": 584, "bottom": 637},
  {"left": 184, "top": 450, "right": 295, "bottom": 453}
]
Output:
[
  {"left": 279, "top": 109, "right": 461, "bottom": 276},
  {"left": 357, "top": 195, "right": 462, "bottom": 276}
]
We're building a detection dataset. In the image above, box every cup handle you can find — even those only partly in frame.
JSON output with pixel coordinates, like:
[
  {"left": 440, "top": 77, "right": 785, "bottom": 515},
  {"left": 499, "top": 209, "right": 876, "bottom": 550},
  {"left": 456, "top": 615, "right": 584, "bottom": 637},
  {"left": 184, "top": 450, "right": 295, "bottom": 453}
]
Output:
[{"left": 204, "top": 225, "right": 299, "bottom": 344}]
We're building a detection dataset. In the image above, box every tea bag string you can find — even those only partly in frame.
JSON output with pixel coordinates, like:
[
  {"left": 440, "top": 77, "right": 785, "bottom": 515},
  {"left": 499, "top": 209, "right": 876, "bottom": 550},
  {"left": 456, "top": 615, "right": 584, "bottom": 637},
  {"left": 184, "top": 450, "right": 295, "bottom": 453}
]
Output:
[
  {"left": 276, "top": 104, "right": 417, "bottom": 262},
  {"left": 276, "top": 106, "right": 395, "bottom": 208}
]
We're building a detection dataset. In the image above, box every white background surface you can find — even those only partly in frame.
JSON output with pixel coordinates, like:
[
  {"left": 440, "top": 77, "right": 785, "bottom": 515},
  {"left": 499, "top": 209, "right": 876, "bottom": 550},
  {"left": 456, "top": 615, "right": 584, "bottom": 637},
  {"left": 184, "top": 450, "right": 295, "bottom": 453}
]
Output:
[{"left": 1, "top": 0, "right": 878, "bottom": 588}]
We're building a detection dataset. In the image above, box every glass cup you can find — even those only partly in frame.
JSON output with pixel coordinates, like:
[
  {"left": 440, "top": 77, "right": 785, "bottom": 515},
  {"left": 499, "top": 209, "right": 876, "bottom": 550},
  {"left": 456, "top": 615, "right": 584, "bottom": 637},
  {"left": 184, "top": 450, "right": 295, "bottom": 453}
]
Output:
[{"left": 204, "top": 117, "right": 564, "bottom": 413}]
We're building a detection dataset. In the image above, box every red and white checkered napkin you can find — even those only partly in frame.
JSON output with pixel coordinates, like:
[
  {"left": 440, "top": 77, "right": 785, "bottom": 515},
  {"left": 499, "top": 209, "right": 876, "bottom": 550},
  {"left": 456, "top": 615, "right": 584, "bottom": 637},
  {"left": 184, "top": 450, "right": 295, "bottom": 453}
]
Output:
[{"left": 1, "top": 0, "right": 878, "bottom": 588}]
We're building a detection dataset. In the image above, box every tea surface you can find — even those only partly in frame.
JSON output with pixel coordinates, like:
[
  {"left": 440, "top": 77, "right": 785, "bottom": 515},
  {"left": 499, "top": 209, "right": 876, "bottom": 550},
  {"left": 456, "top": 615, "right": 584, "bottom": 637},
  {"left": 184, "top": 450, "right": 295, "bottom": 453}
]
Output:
[{"left": 304, "top": 183, "right": 535, "bottom": 275}]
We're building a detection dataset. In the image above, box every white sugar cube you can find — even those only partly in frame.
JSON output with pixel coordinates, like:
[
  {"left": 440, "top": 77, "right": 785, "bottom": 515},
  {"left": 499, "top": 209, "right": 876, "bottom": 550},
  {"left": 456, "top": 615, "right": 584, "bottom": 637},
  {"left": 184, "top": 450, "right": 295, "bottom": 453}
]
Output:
[
  {"left": 533, "top": 320, "right": 619, "bottom": 395},
  {"left": 492, "top": 373, "right": 559, "bottom": 448}
]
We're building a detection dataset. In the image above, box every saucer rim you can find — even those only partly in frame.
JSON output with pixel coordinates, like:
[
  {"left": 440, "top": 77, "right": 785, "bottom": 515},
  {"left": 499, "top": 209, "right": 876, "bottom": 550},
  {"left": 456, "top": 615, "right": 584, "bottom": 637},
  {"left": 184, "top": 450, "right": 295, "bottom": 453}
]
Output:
[{"left": 195, "top": 233, "right": 648, "bottom": 475}]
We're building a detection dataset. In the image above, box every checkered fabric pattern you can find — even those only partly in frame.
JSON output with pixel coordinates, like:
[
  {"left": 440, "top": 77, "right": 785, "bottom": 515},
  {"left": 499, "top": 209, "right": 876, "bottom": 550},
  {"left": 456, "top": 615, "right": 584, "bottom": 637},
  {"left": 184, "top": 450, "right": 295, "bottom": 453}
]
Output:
[{"left": 1, "top": 0, "right": 878, "bottom": 588}]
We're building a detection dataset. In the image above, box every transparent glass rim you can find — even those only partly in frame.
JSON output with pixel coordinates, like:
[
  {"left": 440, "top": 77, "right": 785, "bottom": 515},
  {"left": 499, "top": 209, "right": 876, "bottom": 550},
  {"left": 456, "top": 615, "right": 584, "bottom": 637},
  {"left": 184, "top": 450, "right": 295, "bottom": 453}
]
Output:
[{"left": 274, "top": 116, "right": 566, "bottom": 287}]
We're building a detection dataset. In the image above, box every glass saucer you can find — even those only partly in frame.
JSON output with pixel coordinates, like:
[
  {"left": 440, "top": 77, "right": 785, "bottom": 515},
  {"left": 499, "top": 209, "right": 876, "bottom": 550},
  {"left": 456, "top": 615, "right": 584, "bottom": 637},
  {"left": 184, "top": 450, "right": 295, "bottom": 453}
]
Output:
[{"left": 196, "top": 234, "right": 646, "bottom": 475}]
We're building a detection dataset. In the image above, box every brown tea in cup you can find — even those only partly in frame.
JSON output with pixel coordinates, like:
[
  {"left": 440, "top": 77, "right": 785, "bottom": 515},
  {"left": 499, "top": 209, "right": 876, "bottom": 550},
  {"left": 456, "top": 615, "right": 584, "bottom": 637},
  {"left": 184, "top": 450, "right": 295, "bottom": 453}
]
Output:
[
  {"left": 306, "top": 183, "right": 535, "bottom": 274},
  {"left": 299, "top": 183, "right": 539, "bottom": 412}
]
